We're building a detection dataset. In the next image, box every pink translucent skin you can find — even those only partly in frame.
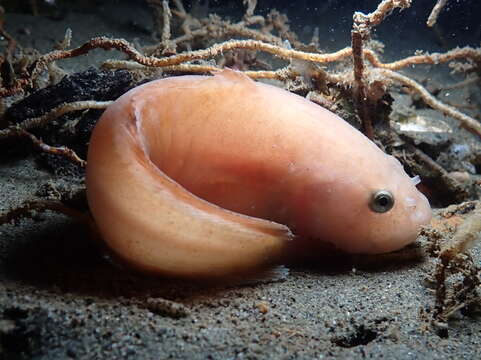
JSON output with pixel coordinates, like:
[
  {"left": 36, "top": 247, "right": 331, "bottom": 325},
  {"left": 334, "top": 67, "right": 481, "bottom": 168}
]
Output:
[{"left": 86, "top": 69, "right": 432, "bottom": 277}]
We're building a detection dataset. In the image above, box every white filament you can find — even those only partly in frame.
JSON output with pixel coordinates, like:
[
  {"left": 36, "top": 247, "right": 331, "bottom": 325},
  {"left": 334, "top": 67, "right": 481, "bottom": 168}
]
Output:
[{"left": 411, "top": 175, "right": 421, "bottom": 186}]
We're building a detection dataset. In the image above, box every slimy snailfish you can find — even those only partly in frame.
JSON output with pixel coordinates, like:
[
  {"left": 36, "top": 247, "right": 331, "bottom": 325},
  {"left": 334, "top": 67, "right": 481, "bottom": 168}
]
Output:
[{"left": 86, "top": 69, "right": 432, "bottom": 278}]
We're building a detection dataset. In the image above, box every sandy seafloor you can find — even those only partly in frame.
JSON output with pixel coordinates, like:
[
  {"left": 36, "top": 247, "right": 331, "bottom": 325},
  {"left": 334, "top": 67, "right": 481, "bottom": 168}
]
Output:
[{"left": 1, "top": 1, "right": 481, "bottom": 359}]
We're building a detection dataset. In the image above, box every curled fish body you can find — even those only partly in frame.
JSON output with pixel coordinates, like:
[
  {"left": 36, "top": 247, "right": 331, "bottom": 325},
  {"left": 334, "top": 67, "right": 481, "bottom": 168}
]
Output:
[{"left": 86, "top": 69, "right": 432, "bottom": 278}]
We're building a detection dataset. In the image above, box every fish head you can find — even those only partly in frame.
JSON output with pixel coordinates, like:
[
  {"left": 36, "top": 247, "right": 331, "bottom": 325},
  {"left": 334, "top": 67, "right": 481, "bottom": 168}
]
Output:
[{"left": 296, "top": 153, "right": 432, "bottom": 254}]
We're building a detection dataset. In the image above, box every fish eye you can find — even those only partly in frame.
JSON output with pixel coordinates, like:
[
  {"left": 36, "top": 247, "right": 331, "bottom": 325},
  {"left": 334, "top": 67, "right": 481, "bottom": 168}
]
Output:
[{"left": 370, "top": 190, "right": 394, "bottom": 213}]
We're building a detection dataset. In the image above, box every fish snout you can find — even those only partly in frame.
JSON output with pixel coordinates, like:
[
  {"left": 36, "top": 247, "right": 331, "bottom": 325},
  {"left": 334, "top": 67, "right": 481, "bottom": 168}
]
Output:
[{"left": 405, "top": 195, "right": 432, "bottom": 227}]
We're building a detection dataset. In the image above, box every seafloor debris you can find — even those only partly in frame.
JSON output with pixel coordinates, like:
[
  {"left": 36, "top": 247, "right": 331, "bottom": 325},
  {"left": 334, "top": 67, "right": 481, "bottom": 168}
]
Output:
[
  {"left": 140, "top": 297, "right": 191, "bottom": 319},
  {"left": 426, "top": 0, "right": 448, "bottom": 28},
  {"left": 422, "top": 202, "right": 481, "bottom": 337}
]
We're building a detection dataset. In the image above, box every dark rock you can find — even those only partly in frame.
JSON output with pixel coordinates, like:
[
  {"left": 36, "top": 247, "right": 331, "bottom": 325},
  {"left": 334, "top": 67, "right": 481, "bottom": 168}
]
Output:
[
  {"left": 5, "top": 68, "right": 134, "bottom": 124},
  {"left": 2, "top": 68, "right": 135, "bottom": 173}
]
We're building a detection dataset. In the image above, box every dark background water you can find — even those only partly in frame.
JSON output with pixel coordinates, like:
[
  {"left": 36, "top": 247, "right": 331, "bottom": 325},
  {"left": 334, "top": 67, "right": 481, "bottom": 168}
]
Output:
[
  {"left": 260, "top": 0, "right": 481, "bottom": 49},
  {"left": 5, "top": 0, "right": 481, "bottom": 49},
  {"left": 189, "top": 0, "right": 481, "bottom": 47}
]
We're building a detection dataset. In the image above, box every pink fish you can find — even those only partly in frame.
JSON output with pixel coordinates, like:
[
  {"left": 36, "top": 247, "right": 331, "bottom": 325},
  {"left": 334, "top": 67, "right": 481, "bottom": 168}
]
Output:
[{"left": 86, "top": 69, "right": 432, "bottom": 278}]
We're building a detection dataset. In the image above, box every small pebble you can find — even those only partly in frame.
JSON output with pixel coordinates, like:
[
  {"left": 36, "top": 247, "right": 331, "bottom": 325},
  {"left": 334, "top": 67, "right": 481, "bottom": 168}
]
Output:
[{"left": 256, "top": 301, "right": 269, "bottom": 314}]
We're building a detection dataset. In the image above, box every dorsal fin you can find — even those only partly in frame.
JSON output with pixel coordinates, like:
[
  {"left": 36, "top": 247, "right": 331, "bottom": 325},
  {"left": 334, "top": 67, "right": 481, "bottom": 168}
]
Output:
[{"left": 212, "top": 68, "right": 256, "bottom": 86}]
